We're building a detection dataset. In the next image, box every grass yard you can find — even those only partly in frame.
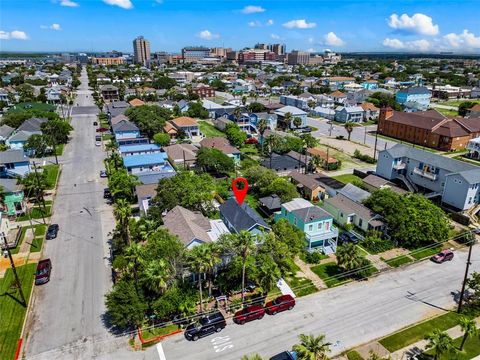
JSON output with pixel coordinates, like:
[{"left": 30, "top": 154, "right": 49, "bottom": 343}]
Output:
[
  {"left": 198, "top": 121, "right": 226, "bottom": 138},
  {"left": 379, "top": 311, "right": 462, "bottom": 352},
  {"left": 102, "top": 134, "right": 114, "bottom": 141},
  {"left": 332, "top": 174, "right": 363, "bottom": 185},
  {"left": 141, "top": 324, "right": 180, "bottom": 342},
  {"left": 437, "top": 99, "right": 480, "bottom": 107},
  {"left": 17, "top": 206, "right": 51, "bottom": 221},
  {"left": 9, "top": 227, "right": 27, "bottom": 255},
  {"left": 0, "top": 263, "right": 37, "bottom": 360},
  {"left": 42, "top": 164, "right": 60, "bottom": 189},
  {"left": 383, "top": 255, "right": 413, "bottom": 268},
  {"left": 310, "top": 263, "right": 350, "bottom": 288},
  {"left": 55, "top": 144, "right": 64, "bottom": 156},
  {"left": 30, "top": 224, "right": 47, "bottom": 253},
  {"left": 453, "top": 155, "right": 480, "bottom": 166},
  {"left": 7, "top": 102, "right": 55, "bottom": 114},
  {"left": 285, "top": 276, "right": 318, "bottom": 297},
  {"left": 423, "top": 334, "right": 480, "bottom": 359},
  {"left": 435, "top": 107, "right": 458, "bottom": 117},
  {"left": 346, "top": 350, "right": 364, "bottom": 360},
  {"left": 409, "top": 245, "right": 442, "bottom": 260}
]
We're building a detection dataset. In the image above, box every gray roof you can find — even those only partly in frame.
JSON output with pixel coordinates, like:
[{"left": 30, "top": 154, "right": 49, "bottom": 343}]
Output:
[
  {"left": 258, "top": 194, "right": 282, "bottom": 210},
  {"left": 275, "top": 106, "right": 307, "bottom": 116},
  {"left": 17, "top": 117, "right": 48, "bottom": 132},
  {"left": 457, "top": 169, "right": 480, "bottom": 184},
  {"left": 112, "top": 120, "right": 139, "bottom": 133},
  {"left": 292, "top": 206, "right": 331, "bottom": 223},
  {"left": 0, "top": 125, "right": 14, "bottom": 139},
  {"left": 0, "top": 149, "right": 30, "bottom": 164},
  {"left": 8, "top": 130, "right": 35, "bottom": 142},
  {"left": 163, "top": 205, "right": 211, "bottom": 246},
  {"left": 136, "top": 171, "right": 176, "bottom": 185},
  {"left": 398, "top": 86, "right": 430, "bottom": 95},
  {"left": 383, "top": 144, "right": 480, "bottom": 181},
  {"left": 324, "top": 194, "right": 383, "bottom": 226},
  {"left": 220, "top": 198, "right": 270, "bottom": 232},
  {"left": 338, "top": 183, "right": 371, "bottom": 203},
  {"left": 0, "top": 178, "right": 23, "bottom": 193}
]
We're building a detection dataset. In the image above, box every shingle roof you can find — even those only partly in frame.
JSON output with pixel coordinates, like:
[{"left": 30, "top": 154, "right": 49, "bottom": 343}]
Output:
[
  {"left": 8, "top": 130, "right": 34, "bottom": 142},
  {"left": 288, "top": 171, "right": 321, "bottom": 190},
  {"left": 163, "top": 205, "right": 212, "bottom": 246},
  {"left": 135, "top": 183, "right": 157, "bottom": 200},
  {"left": 338, "top": 183, "right": 371, "bottom": 203},
  {"left": 220, "top": 198, "right": 270, "bottom": 232},
  {"left": 292, "top": 206, "right": 332, "bottom": 223},
  {"left": 200, "top": 137, "right": 239, "bottom": 154},
  {"left": 0, "top": 125, "right": 14, "bottom": 139},
  {"left": 112, "top": 120, "right": 139, "bottom": 133},
  {"left": 258, "top": 194, "right": 282, "bottom": 210},
  {"left": 171, "top": 116, "right": 198, "bottom": 127},
  {"left": 324, "top": 194, "right": 383, "bottom": 225},
  {"left": 0, "top": 178, "right": 23, "bottom": 193},
  {"left": 275, "top": 106, "right": 307, "bottom": 116},
  {"left": 18, "top": 117, "right": 48, "bottom": 132},
  {"left": 0, "top": 149, "right": 30, "bottom": 164},
  {"left": 164, "top": 143, "right": 198, "bottom": 162}
]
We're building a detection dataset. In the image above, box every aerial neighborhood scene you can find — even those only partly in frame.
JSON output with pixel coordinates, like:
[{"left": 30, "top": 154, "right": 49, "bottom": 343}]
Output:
[{"left": 2, "top": 1, "right": 480, "bottom": 359}]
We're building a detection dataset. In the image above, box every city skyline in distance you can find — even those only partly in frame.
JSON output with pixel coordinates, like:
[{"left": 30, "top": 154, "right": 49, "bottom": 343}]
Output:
[{"left": 1, "top": 0, "right": 480, "bottom": 54}]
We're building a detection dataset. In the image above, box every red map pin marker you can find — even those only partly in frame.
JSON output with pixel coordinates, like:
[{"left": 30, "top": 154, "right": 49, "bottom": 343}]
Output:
[{"left": 232, "top": 177, "right": 249, "bottom": 205}]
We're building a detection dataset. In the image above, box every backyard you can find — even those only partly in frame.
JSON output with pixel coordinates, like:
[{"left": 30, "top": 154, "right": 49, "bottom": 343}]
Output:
[{"left": 198, "top": 120, "right": 226, "bottom": 138}]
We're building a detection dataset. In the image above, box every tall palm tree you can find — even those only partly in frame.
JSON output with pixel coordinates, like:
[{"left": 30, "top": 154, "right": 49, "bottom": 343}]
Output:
[
  {"left": 241, "top": 95, "right": 247, "bottom": 106},
  {"left": 138, "top": 219, "right": 157, "bottom": 242},
  {"left": 221, "top": 231, "right": 256, "bottom": 303},
  {"left": 293, "top": 333, "right": 331, "bottom": 360},
  {"left": 344, "top": 122, "right": 355, "bottom": 141},
  {"left": 113, "top": 199, "right": 132, "bottom": 245},
  {"left": 425, "top": 329, "right": 457, "bottom": 360},
  {"left": 143, "top": 259, "right": 172, "bottom": 295},
  {"left": 265, "top": 134, "right": 280, "bottom": 169},
  {"left": 234, "top": 106, "right": 242, "bottom": 125},
  {"left": 459, "top": 316, "right": 478, "bottom": 351},
  {"left": 283, "top": 112, "right": 293, "bottom": 130},
  {"left": 336, "top": 242, "right": 362, "bottom": 272},
  {"left": 256, "top": 258, "right": 281, "bottom": 295},
  {"left": 256, "top": 118, "right": 268, "bottom": 153},
  {"left": 203, "top": 242, "right": 222, "bottom": 297},
  {"left": 187, "top": 245, "right": 209, "bottom": 312},
  {"left": 124, "top": 241, "right": 144, "bottom": 292}
]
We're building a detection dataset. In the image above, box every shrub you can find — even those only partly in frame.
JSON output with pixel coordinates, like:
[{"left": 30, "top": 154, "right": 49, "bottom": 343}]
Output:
[
  {"left": 362, "top": 231, "right": 395, "bottom": 254},
  {"left": 353, "top": 149, "right": 376, "bottom": 164},
  {"left": 304, "top": 251, "right": 327, "bottom": 264}
]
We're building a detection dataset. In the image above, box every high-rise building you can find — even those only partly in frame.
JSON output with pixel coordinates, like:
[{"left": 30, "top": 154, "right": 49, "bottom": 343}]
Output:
[
  {"left": 287, "top": 50, "right": 310, "bottom": 65},
  {"left": 181, "top": 46, "right": 211, "bottom": 63},
  {"left": 268, "top": 44, "right": 286, "bottom": 56},
  {"left": 254, "top": 43, "right": 268, "bottom": 50},
  {"left": 132, "top": 36, "right": 151, "bottom": 66},
  {"left": 238, "top": 49, "right": 276, "bottom": 63}
]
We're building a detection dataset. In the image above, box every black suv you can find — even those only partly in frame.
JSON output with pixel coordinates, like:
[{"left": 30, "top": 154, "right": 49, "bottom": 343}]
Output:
[
  {"left": 46, "top": 224, "right": 59, "bottom": 240},
  {"left": 103, "top": 188, "right": 111, "bottom": 199},
  {"left": 339, "top": 232, "right": 359, "bottom": 244},
  {"left": 185, "top": 312, "right": 226, "bottom": 341}
]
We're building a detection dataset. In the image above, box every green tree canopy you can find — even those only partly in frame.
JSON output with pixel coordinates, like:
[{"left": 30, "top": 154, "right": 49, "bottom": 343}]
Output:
[
  {"left": 186, "top": 101, "right": 209, "bottom": 119},
  {"left": 196, "top": 147, "right": 235, "bottom": 176},
  {"left": 225, "top": 123, "right": 247, "bottom": 147},
  {"left": 153, "top": 132, "right": 171, "bottom": 146},
  {"left": 125, "top": 105, "right": 172, "bottom": 138}
]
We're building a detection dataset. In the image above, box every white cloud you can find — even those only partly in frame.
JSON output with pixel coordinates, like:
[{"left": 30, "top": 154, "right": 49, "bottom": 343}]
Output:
[
  {"left": 0, "top": 30, "right": 28, "bottom": 40},
  {"left": 241, "top": 5, "right": 265, "bottom": 14},
  {"left": 282, "top": 19, "right": 316, "bottom": 29},
  {"left": 197, "top": 30, "right": 220, "bottom": 40},
  {"left": 324, "top": 32, "right": 344, "bottom": 46},
  {"left": 248, "top": 21, "right": 262, "bottom": 27},
  {"left": 60, "top": 0, "right": 79, "bottom": 7},
  {"left": 382, "top": 38, "right": 430, "bottom": 51},
  {"left": 50, "top": 23, "right": 62, "bottom": 31},
  {"left": 388, "top": 13, "right": 439, "bottom": 36},
  {"left": 271, "top": 33, "right": 281, "bottom": 40},
  {"left": 266, "top": 19, "right": 274, "bottom": 26},
  {"left": 102, "top": 0, "right": 133, "bottom": 9},
  {"left": 443, "top": 29, "right": 480, "bottom": 49}
]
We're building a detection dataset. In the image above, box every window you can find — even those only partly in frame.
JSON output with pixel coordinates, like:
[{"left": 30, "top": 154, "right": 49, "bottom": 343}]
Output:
[
  {"left": 308, "top": 224, "right": 313, "bottom": 231},
  {"left": 317, "top": 222, "right": 322, "bottom": 230},
  {"left": 359, "top": 219, "right": 363, "bottom": 227},
  {"left": 293, "top": 217, "right": 297, "bottom": 225}
]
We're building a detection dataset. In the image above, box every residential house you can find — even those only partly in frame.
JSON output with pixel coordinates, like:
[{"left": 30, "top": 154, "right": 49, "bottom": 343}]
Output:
[
  {"left": 170, "top": 117, "right": 201, "bottom": 140},
  {"left": 6, "top": 131, "right": 35, "bottom": 151},
  {"left": 199, "top": 137, "right": 240, "bottom": 163},
  {"left": 128, "top": 98, "right": 145, "bottom": 107},
  {"left": 274, "top": 106, "right": 307, "bottom": 129},
  {"left": 99, "top": 85, "right": 120, "bottom": 102},
  {"left": 306, "top": 147, "right": 339, "bottom": 170},
  {"left": 466, "top": 137, "right": 480, "bottom": 160},
  {"left": 396, "top": 86, "right": 431, "bottom": 111},
  {"left": 329, "top": 90, "right": 347, "bottom": 104},
  {"left": 362, "top": 174, "right": 407, "bottom": 195},
  {"left": 312, "top": 107, "right": 335, "bottom": 120},
  {"left": 323, "top": 194, "right": 385, "bottom": 233},
  {"left": 471, "top": 87, "right": 480, "bottom": 99},
  {"left": 469, "top": 104, "right": 480, "bottom": 118},
  {"left": 46, "top": 88, "right": 61, "bottom": 103},
  {"left": 192, "top": 84, "right": 215, "bottom": 99},
  {"left": 314, "top": 94, "right": 335, "bottom": 109},
  {"left": 257, "top": 194, "right": 282, "bottom": 217},
  {"left": 335, "top": 106, "right": 364, "bottom": 123},
  {"left": 213, "top": 116, "right": 232, "bottom": 131},
  {"left": 163, "top": 122, "right": 178, "bottom": 140},
  {"left": 122, "top": 151, "right": 175, "bottom": 176},
  {"left": 219, "top": 198, "right": 271, "bottom": 236},
  {"left": 274, "top": 198, "right": 338, "bottom": 253},
  {"left": 261, "top": 151, "right": 308, "bottom": 176},
  {"left": 0, "top": 149, "right": 31, "bottom": 178},
  {"left": 164, "top": 143, "right": 199, "bottom": 168},
  {"left": 112, "top": 120, "right": 140, "bottom": 140},
  {"left": 376, "top": 144, "right": 480, "bottom": 211},
  {"left": 321, "top": 77, "right": 355, "bottom": 90},
  {"left": 362, "top": 80, "right": 378, "bottom": 90},
  {"left": 337, "top": 183, "right": 371, "bottom": 203},
  {"left": 135, "top": 183, "right": 157, "bottom": 215},
  {"left": 360, "top": 102, "right": 380, "bottom": 121},
  {"left": 119, "top": 143, "right": 162, "bottom": 157},
  {"left": 288, "top": 171, "right": 326, "bottom": 201},
  {"left": 106, "top": 101, "right": 130, "bottom": 118},
  {"left": 280, "top": 95, "right": 311, "bottom": 111},
  {"left": 163, "top": 205, "right": 229, "bottom": 249},
  {"left": 377, "top": 107, "right": 480, "bottom": 151},
  {"left": 0, "top": 178, "right": 26, "bottom": 216},
  {"left": 0, "top": 125, "right": 14, "bottom": 144}
]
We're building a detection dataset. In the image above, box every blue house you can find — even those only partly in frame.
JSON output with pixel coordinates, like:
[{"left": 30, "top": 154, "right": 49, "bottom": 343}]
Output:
[
  {"left": 219, "top": 198, "right": 271, "bottom": 236},
  {"left": 119, "top": 143, "right": 162, "bottom": 157},
  {"left": 274, "top": 198, "right": 338, "bottom": 254},
  {"left": 274, "top": 106, "right": 307, "bottom": 129},
  {"left": 0, "top": 149, "right": 31, "bottom": 178},
  {"left": 122, "top": 152, "right": 175, "bottom": 176},
  {"left": 362, "top": 81, "right": 378, "bottom": 90},
  {"left": 395, "top": 86, "right": 431, "bottom": 111},
  {"left": 112, "top": 120, "right": 140, "bottom": 140}
]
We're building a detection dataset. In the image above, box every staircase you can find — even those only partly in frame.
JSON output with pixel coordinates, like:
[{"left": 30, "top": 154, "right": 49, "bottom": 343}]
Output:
[
  {"left": 466, "top": 203, "right": 480, "bottom": 226},
  {"left": 396, "top": 174, "right": 418, "bottom": 192}
]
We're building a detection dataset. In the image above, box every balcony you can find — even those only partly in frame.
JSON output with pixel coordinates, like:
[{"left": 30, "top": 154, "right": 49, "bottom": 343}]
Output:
[
  {"left": 393, "top": 161, "right": 406, "bottom": 170},
  {"left": 413, "top": 167, "right": 437, "bottom": 181}
]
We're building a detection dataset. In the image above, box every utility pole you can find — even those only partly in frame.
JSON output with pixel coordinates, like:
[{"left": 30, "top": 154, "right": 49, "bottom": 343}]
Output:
[
  {"left": 1, "top": 232, "right": 27, "bottom": 306},
  {"left": 458, "top": 234, "right": 474, "bottom": 313},
  {"left": 32, "top": 161, "right": 47, "bottom": 225},
  {"left": 373, "top": 129, "right": 379, "bottom": 161},
  {"left": 363, "top": 126, "right": 367, "bottom": 144}
]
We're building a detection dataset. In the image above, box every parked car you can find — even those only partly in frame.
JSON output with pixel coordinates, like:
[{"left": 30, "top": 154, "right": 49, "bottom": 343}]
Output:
[
  {"left": 35, "top": 259, "right": 52, "bottom": 285},
  {"left": 265, "top": 294, "right": 295, "bottom": 315},
  {"left": 96, "top": 127, "right": 110, "bottom": 133},
  {"left": 95, "top": 141, "right": 102, "bottom": 146},
  {"left": 184, "top": 311, "right": 226, "bottom": 341},
  {"left": 103, "top": 188, "right": 111, "bottom": 199},
  {"left": 233, "top": 305, "right": 265, "bottom": 324},
  {"left": 245, "top": 137, "right": 259, "bottom": 145},
  {"left": 95, "top": 135, "right": 101, "bottom": 141},
  {"left": 431, "top": 249, "right": 454, "bottom": 263},
  {"left": 339, "top": 232, "right": 359, "bottom": 244},
  {"left": 46, "top": 224, "right": 59, "bottom": 240},
  {"left": 270, "top": 351, "right": 297, "bottom": 360},
  {"left": 100, "top": 170, "right": 108, "bottom": 178}
]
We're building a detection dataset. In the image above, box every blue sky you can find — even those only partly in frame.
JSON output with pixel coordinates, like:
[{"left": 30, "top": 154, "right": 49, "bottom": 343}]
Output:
[{"left": 1, "top": 0, "right": 479, "bottom": 53}]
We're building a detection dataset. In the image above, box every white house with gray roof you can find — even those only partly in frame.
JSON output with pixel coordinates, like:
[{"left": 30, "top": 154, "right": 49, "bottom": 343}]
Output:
[{"left": 376, "top": 144, "right": 480, "bottom": 211}]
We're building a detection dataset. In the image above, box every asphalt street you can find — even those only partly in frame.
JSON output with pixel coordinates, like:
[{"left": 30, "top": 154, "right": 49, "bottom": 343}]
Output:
[{"left": 24, "top": 67, "right": 117, "bottom": 360}]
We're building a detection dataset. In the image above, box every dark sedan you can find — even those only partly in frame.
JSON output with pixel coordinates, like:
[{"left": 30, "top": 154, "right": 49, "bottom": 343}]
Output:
[{"left": 46, "top": 224, "right": 59, "bottom": 240}]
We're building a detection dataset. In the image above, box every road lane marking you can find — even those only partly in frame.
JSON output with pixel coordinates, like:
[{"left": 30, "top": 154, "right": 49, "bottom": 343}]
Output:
[
  {"left": 211, "top": 335, "right": 234, "bottom": 353},
  {"left": 156, "top": 343, "right": 167, "bottom": 360}
]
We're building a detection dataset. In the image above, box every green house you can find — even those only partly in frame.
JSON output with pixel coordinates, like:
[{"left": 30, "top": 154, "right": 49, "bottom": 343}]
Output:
[
  {"left": 274, "top": 198, "right": 338, "bottom": 254},
  {"left": 0, "top": 178, "right": 26, "bottom": 216}
]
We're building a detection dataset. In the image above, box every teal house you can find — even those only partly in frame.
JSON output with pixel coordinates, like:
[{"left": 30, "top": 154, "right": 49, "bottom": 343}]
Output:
[
  {"left": 0, "top": 178, "right": 26, "bottom": 216},
  {"left": 274, "top": 198, "right": 338, "bottom": 254}
]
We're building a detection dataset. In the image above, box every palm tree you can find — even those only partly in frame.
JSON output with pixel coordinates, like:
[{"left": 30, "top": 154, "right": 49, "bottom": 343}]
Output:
[
  {"left": 0, "top": 186, "right": 5, "bottom": 210},
  {"left": 203, "top": 242, "right": 222, "bottom": 297},
  {"left": 307, "top": 100, "right": 316, "bottom": 111},
  {"left": 293, "top": 116, "right": 303, "bottom": 129},
  {"left": 256, "top": 118, "right": 268, "bottom": 153},
  {"left": 256, "top": 258, "right": 281, "bottom": 295},
  {"left": 234, "top": 106, "right": 242, "bottom": 125},
  {"left": 425, "top": 329, "right": 457, "bottom": 360},
  {"left": 283, "top": 112, "right": 293, "bottom": 130},
  {"left": 113, "top": 199, "right": 132, "bottom": 245},
  {"left": 336, "top": 242, "right": 362, "bottom": 272},
  {"left": 241, "top": 95, "right": 247, "bottom": 106},
  {"left": 344, "top": 122, "right": 355, "bottom": 141},
  {"left": 459, "top": 316, "right": 478, "bottom": 351},
  {"left": 309, "top": 155, "right": 323, "bottom": 174},
  {"left": 137, "top": 219, "right": 157, "bottom": 242},
  {"left": 108, "top": 152, "right": 122, "bottom": 171},
  {"left": 124, "top": 241, "right": 144, "bottom": 292},
  {"left": 293, "top": 333, "right": 331, "bottom": 360},
  {"left": 187, "top": 245, "right": 209, "bottom": 312},
  {"left": 143, "top": 259, "right": 172, "bottom": 295},
  {"left": 265, "top": 134, "right": 280, "bottom": 169}
]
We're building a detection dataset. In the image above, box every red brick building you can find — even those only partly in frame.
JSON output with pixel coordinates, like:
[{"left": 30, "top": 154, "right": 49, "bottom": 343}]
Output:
[
  {"left": 377, "top": 107, "right": 480, "bottom": 151},
  {"left": 192, "top": 85, "right": 215, "bottom": 98}
]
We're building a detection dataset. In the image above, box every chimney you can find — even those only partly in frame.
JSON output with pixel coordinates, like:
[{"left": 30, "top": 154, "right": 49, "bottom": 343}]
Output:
[{"left": 379, "top": 106, "right": 394, "bottom": 122}]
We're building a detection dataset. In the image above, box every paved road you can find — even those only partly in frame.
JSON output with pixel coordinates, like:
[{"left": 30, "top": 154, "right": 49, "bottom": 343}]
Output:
[
  {"left": 159, "top": 245, "right": 479, "bottom": 360},
  {"left": 24, "top": 67, "right": 117, "bottom": 359},
  {"left": 306, "top": 117, "right": 398, "bottom": 153}
]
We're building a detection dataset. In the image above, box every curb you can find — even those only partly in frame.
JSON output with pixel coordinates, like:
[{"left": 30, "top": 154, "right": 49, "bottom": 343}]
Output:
[
  {"left": 137, "top": 327, "right": 182, "bottom": 347},
  {"left": 14, "top": 338, "right": 22, "bottom": 360}
]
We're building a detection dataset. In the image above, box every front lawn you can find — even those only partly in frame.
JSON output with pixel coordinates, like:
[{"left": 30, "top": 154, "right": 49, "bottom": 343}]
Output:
[
  {"left": 379, "top": 311, "right": 462, "bottom": 352},
  {"left": 285, "top": 276, "right": 318, "bottom": 297},
  {"left": 0, "top": 263, "right": 37, "bottom": 360},
  {"left": 7, "top": 102, "right": 55, "bottom": 114},
  {"left": 141, "top": 324, "right": 180, "bottom": 342},
  {"left": 332, "top": 174, "right": 363, "bottom": 185},
  {"left": 55, "top": 144, "right": 64, "bottom": 156},
  {"left": 17, "top": 206, "right": 51, "bottom": 221},
  {"left": 423, "top": 334, "right": 480, "bottom": 359},
  {"left": 346, "top": 350, "right": 364, "bottom": 360},
  {"left": 42, "top": 164, "right": 60, "bottom": 189},
  {"left": 383, "top": 255, "right": 413, "bottom": 268},
  {"left": 310, "top": 263, "right": 349, "bottom": 288},
  {"left": 409, "top": 245, "right": 442, "bottom": 260},
  {"left": 199, "top": 121, "right": 226, "bottom": 138}
]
